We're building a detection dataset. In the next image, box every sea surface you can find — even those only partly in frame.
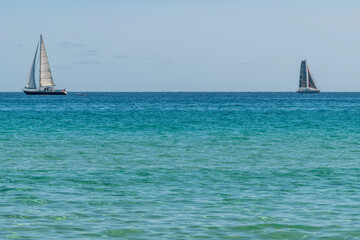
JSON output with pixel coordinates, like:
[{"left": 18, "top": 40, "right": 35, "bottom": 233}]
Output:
[{"left": 1, "top": 92, "right": 360, "bottom": 239}]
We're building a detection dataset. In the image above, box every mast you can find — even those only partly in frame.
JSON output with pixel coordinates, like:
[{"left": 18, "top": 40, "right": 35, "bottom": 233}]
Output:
[
  {"left": 307, "top": 65, "right": 309, "bottom": 87},
  {"left": 39, "top": 35, "right": 42, "bottom": 90},
  {"left": 307, "top": 63, "right": 309, "bottom": 87}
]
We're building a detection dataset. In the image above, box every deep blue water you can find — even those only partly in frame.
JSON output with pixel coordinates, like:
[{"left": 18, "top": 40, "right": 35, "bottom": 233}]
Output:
[{"left": 1, "top": 92, "right": 360, "bottom": 239}]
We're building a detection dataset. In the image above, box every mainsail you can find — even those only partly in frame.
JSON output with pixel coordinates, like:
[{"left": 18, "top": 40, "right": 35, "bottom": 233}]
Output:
[
  {"left": 299, "top": 60, "right": 307, "bottom": 88},
  {"left": 39, "top": 35, "right": 55, "bottom": 87},
  {"left": 25, "top": 43, "right": 39, "bottom": 89}
]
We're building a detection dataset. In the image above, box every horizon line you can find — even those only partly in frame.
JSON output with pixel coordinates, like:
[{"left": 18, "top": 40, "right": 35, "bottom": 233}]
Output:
[{"left": 2, "top": 91, "right": 360, "bottom": 93}]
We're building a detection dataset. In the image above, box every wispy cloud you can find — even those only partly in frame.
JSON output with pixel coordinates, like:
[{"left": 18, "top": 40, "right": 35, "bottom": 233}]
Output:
[
  {"left": 78, "top": 50, "right": 99, "bottom": 56},
  {"left": 58, "top": 41, "right": 86, "bottom": 48},
  {"left": 114, "top": 55, "right": 132, "bottom": 59},
  {"left": 86, "top": 50, "right": 99, "bottom": 55},
  {"left": 72, "top": 60, "right": 100, "bottom": 66}
]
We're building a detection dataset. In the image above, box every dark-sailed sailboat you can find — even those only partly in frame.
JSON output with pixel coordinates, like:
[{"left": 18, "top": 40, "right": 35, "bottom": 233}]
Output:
[
  {"left": 23, "top": 35, "right": 67, "bottom": 95},
  {"left": 297, "top": 60, "right": 320, "bottom": 94}
]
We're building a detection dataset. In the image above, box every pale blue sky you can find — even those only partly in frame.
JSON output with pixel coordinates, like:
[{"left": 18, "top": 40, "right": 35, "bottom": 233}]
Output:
[{"left": 1, "top": 0, "right": 360, "bottom": 91}]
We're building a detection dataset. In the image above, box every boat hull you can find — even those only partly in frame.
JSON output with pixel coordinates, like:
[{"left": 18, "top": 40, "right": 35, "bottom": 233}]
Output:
[
  {"left": 297, "top": 90, "right": 320, "bottom": 94},
  {"left": 24, "top": 90, "right": 67, "bottom": 95},
  {"left": 297, "top": 87, "right": 320, "bottom": 94}
]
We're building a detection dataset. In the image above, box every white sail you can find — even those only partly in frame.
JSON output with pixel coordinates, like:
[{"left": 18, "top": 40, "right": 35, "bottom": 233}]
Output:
[
  {"left": 39, "top": 35, "right": 55, "bottom": 87},
  {"left": 25, "top": 43, "right": 39, "bottom": 89}
]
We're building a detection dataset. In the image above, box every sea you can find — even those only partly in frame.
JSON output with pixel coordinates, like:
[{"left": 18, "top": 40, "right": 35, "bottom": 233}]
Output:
[{"left": 1, "top": 92, "right": 360, "bottom": 239}]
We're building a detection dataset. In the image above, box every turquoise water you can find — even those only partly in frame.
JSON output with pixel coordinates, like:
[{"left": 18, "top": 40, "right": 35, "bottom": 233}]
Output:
[{"left": 1, "top": 92, "right": 360, "bottom": 239}]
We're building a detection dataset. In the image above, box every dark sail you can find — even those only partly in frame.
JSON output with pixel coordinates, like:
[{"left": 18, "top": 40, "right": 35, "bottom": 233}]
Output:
[
  {"left": 299, "top": 60, "right": 307, "bottom": 88},
  {"left": 307, "top": 67, "right": 317, "bottom": 89}
]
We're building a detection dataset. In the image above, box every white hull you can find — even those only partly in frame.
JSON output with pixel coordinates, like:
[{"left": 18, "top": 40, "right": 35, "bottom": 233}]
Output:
[{"left": 297, "top": 87, "right": 320, "bottom": 93}]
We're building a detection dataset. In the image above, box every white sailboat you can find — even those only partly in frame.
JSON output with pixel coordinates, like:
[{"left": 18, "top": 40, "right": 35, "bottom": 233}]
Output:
[
  {"left": 297, "top": 60, "right": 320, "bottom": 93},
  {"left": 23, "top": 35, "right": 67, "bottom": 95}
]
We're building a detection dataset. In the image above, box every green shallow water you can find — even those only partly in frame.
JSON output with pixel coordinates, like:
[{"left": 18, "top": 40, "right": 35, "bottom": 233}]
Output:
[{"left": 1, "top": 92, "right": 360, "bottom": 239}]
